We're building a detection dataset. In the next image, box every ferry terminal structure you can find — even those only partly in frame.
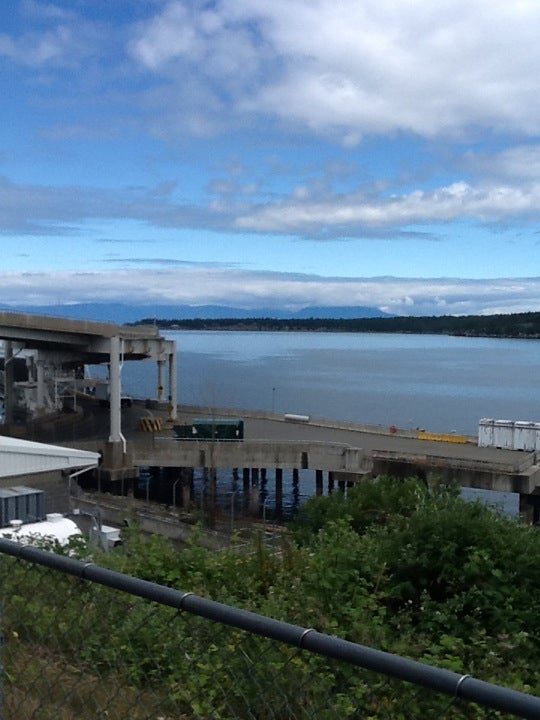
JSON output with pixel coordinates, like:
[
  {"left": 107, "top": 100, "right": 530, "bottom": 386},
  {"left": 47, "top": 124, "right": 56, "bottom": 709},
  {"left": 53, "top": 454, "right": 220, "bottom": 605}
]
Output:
[{"left": 2, "top": 311, "right": 540, "bottom": 534}]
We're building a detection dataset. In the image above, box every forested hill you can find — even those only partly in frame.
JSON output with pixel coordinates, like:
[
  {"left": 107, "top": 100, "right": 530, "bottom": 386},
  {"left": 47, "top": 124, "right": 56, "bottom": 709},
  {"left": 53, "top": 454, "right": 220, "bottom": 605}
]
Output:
[{"left": 136, "top": 311, "right": 540, "bottom": 338}]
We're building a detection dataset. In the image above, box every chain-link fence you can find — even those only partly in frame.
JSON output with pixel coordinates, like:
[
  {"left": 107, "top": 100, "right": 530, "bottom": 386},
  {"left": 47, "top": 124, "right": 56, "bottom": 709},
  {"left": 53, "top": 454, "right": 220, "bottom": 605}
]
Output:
[{"left": 1, "top": 539, "right": 539, "bottom": 720}]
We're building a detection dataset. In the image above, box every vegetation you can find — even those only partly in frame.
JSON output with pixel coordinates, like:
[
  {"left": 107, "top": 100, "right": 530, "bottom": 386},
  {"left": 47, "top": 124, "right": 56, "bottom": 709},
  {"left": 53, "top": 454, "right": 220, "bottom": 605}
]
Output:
[
  {"left": 3, "top": 477, "right": 540, "bottom": 717},
  {"left": 134, "top": 310, "right": 540, "bottom": 338}
]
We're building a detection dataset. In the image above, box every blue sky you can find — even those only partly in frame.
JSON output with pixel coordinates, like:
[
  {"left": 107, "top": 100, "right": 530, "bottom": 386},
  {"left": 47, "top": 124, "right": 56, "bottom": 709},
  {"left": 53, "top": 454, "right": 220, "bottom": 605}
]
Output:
[{"left": 1, "top": 0, "right": 540, "bottom": 316}]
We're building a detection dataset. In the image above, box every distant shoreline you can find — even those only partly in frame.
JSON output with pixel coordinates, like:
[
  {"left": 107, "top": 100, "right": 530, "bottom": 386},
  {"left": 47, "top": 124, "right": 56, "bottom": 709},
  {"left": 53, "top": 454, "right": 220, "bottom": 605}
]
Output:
[{"left": 133, "top": 311, "right": 540, "bottom": 339}]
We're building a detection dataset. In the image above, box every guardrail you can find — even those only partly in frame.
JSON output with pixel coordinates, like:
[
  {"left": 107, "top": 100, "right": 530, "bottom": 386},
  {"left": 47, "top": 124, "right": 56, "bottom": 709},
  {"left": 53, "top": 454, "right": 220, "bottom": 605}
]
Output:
[{"left": 1, "top": 538, "right": 539, "bottom": 719}]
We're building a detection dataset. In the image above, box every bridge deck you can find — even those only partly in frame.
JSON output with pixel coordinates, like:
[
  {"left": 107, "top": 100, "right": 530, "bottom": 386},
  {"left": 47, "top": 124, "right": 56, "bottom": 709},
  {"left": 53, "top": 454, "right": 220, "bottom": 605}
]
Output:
[{"left": 125, "top": 406, "right": 540, "bottom": 496}]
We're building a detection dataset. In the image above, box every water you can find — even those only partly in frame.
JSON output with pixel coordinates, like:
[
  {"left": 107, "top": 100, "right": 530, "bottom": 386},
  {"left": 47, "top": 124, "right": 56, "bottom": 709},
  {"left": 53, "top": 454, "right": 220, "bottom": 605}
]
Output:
[
  {"left": 123, "top": 331, "right": 540, "bottom": 436},
  {"left": 123, "top": 331, "right": 540, "bottom": 517}
]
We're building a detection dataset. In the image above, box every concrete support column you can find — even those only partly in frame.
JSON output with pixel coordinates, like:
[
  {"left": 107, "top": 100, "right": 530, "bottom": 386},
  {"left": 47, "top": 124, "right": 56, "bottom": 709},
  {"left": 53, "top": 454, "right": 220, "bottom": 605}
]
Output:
[
  {"left": 103, "top": 441, "right": 126, "bottom": 472},
  {"left": 182, "top": 477, "right": 192, "bottom": 508},
  {"left": 168, "top": 350, "right": 178, "bottom": 420},
  {"left": 519, "top": 493, "right": 540, "bottom": 524},
  {"left": 292, "top": 468, "right": 300, "bottom": 512},
  {"left": 108, "top": 336, "right": 122, "bottom": 444},
  {"left": 210, "top": 468, "right": 217, "bottom": 507},
  {"left": 316, "top": 469, "right": 323, "bottom": 496},
  {"left": 242, "top": 468, "right": 250, "bottom": 510},
  {"left": 161, "top": 467, "right": 178, "bottom": 504},
  {"left": 250, "top": 468, "right": 260, "bottom": 514},
  {"left": 178, "top": 467, "right": 193, "bottom": 508},
  {"left": 36, "top": 359, "right": 46, "bottom": 412},
  {"left": 157, "top": 359, "right": 165, "bottom": 402},
  {"left": 3, "top": 341, "right": 14, "bottom": 425},
  {"left": 172, "top": 472, "right": 181, "bottom": 508},
  {"left": 328, "top": 472, "right": 335, "bottom": 494},
  {"left": 275, "top": 468, "right": 283, "bottom": 514},
  {"left": 172, "top": 467, "right": 194, "bottom": 510}
]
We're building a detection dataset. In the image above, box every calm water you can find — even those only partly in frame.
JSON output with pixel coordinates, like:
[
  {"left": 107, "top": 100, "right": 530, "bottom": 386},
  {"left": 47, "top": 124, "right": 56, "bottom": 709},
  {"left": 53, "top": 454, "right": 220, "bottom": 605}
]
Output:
[
  {"left": 123, "top": 331, "right": 540, "bottom": 436},
  {"left": 121, "top": 331, "right": 540, "bottom": 517}
]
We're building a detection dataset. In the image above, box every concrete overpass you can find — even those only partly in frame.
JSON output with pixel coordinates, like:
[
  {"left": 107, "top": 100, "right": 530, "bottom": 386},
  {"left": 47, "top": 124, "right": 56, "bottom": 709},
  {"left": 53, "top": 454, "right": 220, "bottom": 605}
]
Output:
[{"left": 0, "top": 311, "right": 177, "bottom": 470}]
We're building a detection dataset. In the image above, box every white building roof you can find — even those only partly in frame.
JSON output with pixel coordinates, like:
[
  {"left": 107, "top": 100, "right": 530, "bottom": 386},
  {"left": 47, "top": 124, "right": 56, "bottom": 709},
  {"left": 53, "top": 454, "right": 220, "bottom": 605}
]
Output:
[{"left": 0, "top": 436, "right": 100, "bottom": 478}]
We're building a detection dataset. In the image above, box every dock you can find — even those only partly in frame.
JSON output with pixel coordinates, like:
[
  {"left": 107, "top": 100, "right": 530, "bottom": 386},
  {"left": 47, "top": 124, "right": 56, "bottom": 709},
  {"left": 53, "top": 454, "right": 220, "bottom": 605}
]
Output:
[
  {"left": 2, "top": 310, "right": 540, "bottom": 526},
  {"left": 110, "top": 403, "right": 540, "bottom": 523}
]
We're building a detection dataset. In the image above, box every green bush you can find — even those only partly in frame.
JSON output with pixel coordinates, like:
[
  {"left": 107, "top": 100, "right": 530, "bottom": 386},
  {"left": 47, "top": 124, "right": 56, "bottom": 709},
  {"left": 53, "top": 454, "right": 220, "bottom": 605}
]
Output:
[{"left": 3, "top": 475, "right": 540, "bottom": 715}]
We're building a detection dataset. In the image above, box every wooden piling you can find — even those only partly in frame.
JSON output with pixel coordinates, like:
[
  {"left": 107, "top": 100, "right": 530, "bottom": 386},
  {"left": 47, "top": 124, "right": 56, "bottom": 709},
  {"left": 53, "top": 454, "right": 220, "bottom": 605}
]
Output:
[
  {"left": 275, "top": 468, "right": 283, "bottom": 514},
  {"left": 316, "top": 469, "right": 323, "bottom": 496}
]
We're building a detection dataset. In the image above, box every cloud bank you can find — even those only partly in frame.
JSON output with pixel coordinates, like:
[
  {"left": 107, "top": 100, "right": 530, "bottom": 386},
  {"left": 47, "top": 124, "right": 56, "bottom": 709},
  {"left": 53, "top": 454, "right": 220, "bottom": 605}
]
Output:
[
  {"left": 3, "top": 156, "right": 540, "bottom": 239},
  {"left": 1, "top": 268, "right": 539, "bottom": 317}
]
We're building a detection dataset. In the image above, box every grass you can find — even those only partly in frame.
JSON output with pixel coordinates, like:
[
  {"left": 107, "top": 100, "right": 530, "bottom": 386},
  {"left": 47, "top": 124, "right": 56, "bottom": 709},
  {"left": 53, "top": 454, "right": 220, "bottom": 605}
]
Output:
[{"left": 2, "top": 637, "right": 191, "bottom": 720}]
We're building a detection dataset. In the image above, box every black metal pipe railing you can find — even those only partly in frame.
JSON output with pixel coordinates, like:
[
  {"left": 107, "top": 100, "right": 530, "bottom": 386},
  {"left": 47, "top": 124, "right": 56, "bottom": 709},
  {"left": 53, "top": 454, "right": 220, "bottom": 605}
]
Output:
[{"left": 1, "top": 537, "right": 539, "bottom": 719}]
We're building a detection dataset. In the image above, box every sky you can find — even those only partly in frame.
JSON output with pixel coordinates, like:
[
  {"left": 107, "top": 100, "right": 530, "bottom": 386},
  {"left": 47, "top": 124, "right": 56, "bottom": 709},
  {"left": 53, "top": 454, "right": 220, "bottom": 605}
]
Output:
[{"left": 1, "top": 0, "right": 540, "bottom": 317}]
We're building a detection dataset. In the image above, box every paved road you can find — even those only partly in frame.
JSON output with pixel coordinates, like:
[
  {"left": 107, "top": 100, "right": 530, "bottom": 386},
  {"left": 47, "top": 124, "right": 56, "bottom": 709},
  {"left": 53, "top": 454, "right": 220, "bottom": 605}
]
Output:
[{"left": 244, "top": 416, "right": 529, "bottom": 469}]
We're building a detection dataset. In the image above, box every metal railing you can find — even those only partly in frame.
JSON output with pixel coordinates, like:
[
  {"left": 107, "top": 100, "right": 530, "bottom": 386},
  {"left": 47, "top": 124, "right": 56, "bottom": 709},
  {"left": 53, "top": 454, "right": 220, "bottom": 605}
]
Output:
[{"left": 1, "top": 538, "right": 539, "bottom": 719}]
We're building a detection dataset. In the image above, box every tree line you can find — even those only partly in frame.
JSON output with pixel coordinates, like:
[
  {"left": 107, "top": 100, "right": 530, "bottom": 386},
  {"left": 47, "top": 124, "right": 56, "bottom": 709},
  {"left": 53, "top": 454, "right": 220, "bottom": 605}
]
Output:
[{"left": 134, "top": 311, "right": 540, "bottom": 337}]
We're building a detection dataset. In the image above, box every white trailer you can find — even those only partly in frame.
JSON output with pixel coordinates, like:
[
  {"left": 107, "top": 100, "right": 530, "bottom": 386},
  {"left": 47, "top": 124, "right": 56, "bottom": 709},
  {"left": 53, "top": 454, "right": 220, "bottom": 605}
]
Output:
[
  {"left": 478, "top": 418, "right": 495, "bottom": 447},
  {"left": 493, "top": 420, "right": 514, "bottom": 449},
  {"left": 513, "top": 421, "right": 537, "bottom": 451}
]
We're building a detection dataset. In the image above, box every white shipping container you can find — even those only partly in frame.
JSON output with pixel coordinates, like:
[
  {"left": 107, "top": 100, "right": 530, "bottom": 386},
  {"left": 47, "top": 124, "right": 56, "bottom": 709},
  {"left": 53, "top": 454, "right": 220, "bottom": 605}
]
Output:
[
  {"left": 534, "top": 423, "right": 540, "bottom": 452},
  {"left": 478, "top": 418, "right": 494, "bottom": 447},
  {"left": 513, "top": 421, "right": 536, "bottom": 451},
  {"left": 493, "top": 420, "right": 514, "bottom": 449}
]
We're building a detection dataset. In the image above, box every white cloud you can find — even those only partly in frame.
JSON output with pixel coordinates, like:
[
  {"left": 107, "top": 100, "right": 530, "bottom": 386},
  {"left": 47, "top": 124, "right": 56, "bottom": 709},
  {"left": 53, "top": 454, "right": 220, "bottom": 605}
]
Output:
[
  {"left": 129, "top": 0, "right": 540, "bottom": 140},
  {"left": 466, "top": 145, "right": 540, "bottom": 181},
  {"left": 130, "top": 1, "right": 263, "bottom": 85},
  {"left": 0, "top": 25, "right": 74, "bottom": 66},
  {"left": 2, "top": 170, "right": 540, "bottom": 240},
  {"left": 131, "top": 3, "right": 201, "bottom": 69},
  {"left": 0, "top": 2, "right": 104, "bottom": 69},
  {"left": 1, "top": 268, "right": 540, "bottom": 316},
  {"left": 235, "top": 181, "right": 540, "bottom": 234},
  {"left": 4, "top": 1, "right": 540, "bottom": 143}
]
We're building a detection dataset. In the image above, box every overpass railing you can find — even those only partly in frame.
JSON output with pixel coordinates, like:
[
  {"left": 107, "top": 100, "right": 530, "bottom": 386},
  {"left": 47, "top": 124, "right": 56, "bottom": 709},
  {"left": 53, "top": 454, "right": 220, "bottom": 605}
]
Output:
[{"left": 1, "top": 538, "right": 539, "bottom": 720}]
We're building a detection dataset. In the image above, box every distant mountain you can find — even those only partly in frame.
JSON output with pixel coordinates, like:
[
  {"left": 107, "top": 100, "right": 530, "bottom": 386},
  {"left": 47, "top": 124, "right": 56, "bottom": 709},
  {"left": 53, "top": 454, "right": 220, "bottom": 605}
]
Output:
[
  {"left": 0, "top": 303, "right": 150, "bottom": 324},
  {"left": 1, "top": 303, "right": 391, "bottom": 324}
]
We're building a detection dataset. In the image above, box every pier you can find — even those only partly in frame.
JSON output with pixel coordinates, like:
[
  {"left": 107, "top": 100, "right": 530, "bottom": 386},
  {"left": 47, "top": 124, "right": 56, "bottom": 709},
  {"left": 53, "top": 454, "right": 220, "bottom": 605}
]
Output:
[
  {"left": 122, "top": 406, "right": 540, "bottom": 523},
  {"left": 2, "top": 311, "right": 540, "bottom": 526}
]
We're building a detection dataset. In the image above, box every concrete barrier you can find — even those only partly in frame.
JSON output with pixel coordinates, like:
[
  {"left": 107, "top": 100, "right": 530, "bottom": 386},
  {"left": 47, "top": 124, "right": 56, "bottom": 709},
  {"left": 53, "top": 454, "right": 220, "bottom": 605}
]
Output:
[{"left": 138, "top": 417, "right": 163, "bottom": 433}]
